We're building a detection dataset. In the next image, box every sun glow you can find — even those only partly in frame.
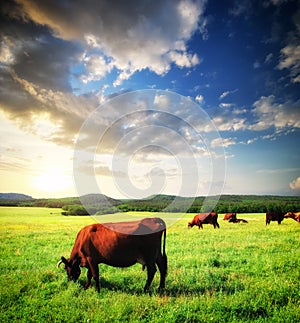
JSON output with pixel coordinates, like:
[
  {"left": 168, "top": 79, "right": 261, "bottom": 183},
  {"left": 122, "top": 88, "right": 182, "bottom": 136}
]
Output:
[{"left": 32, "top": 171, "right": 72, "bottom": 194}]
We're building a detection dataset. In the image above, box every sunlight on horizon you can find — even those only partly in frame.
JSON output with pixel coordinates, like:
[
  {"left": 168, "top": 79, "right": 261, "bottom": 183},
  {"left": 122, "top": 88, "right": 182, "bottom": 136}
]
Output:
[{"left": 32, "top": 171, "right": 73, "bottom": 195}]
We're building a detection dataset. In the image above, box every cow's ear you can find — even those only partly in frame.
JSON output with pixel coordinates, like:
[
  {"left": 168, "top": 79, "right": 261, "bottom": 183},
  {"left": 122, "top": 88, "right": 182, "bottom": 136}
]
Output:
[{"left": 61, "top": 256, "right": 69, "bottom": 266}]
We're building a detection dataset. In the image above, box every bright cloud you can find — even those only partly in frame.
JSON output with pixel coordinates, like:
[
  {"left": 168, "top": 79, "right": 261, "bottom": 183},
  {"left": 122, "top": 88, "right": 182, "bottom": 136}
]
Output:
[
  {"left": 250, "top": 95, "right": 300, "bottom": 130},
  {"left": 14, "top": 0, "right": 206, "bottom": 86},
  {"left": 289, "top": 176, "right": 300, "bottom": 191},
  {"left": 219, "top": 89, "right": 238, "bottom": 100},
  {"left": 278, "top": 44, "right": 300, "bottom": 83},
  {"left": 211, "top": 137, "right": 235, "bottom": 148},
  {"left": 219, "top": 103, "right": 235, "bottom": 109},
  {"left": 195, "top": 94, "right": 204, "bottom": 103}
]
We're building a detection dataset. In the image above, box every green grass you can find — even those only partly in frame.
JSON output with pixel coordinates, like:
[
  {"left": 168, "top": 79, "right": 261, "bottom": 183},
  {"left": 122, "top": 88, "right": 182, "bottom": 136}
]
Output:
[{"left": 0, "top": 208, "right": 299, "bottom": 322}]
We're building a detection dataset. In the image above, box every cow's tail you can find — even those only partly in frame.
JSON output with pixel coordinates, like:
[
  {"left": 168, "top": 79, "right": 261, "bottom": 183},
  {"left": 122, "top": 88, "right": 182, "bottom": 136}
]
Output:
[{"left": 162, "top": 227, "right": 167, "bottom": 275}]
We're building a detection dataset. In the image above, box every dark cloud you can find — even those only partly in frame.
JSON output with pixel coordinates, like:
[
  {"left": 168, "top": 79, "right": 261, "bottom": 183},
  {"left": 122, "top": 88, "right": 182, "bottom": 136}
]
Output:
[{"left": 0, "top": 0, "right": 207, "bottom": 147}]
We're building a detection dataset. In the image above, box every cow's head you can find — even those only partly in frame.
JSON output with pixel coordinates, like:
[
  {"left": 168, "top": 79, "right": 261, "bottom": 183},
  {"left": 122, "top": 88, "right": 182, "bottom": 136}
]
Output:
[
  {"left": 58, "top": 256, "right": 81, "bottom": 282},
  {"left": 284, "top": 212, "right": 294, "bottom": 218}
]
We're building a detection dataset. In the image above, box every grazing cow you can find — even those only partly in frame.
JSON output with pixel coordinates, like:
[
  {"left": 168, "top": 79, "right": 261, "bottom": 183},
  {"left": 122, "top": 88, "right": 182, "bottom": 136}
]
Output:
[
  {"left": 188, "top": 212, "right": 220, "bottom": 229},
  {"left": 265, "top": 212, "right": 285, "bottom": 225},
  {"left": 284, "top": 212, "right": 300, "bottom": 222},
  {"left": 58, "top": 218, "right": 167, "bottom": 293},
  {"left": 229, "top": 218, "right": 248, "bottom": 223},
  {"left": 223, "top": 212, "right": 237, "bottom": 221}
]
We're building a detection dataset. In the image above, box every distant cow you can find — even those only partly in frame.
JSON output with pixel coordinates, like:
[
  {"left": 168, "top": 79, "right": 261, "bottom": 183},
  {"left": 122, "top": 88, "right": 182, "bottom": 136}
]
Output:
[
  {"left": 188, "top": 212, "right": 219, "bottom": 229},
  {"left": 223, "top": 213, "right": 237, "bottom": 221},
  {"left": 229, "top": 218, "right": 248, "bottom": 223},
  {"left": 58, "top": 218, "right": 167, "bottom": 292},
  {"left": 265, "top": 212, "right": 285, "bottom": 225},
  {"left": 284, "top": 212, "right": 300, "bottom": 222}
]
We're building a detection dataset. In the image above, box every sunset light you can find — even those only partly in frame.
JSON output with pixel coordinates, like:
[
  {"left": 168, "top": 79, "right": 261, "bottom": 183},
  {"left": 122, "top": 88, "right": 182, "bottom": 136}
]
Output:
[{"left": 32, "top": 171, "right": 73, "bottom": 195}]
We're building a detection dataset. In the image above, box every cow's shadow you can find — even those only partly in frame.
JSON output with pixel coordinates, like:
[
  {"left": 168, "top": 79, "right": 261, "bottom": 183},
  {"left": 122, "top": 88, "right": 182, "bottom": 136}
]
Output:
[
  {"left": 77, "top": 277, "right": 146, "bottom": 295},
  {"left": 77, "top": 277, "right": 242, "bottom": 296}
]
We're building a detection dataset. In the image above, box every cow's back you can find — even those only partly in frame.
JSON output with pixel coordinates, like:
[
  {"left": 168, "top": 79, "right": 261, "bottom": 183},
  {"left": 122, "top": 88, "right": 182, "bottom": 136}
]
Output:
[
  {"left": 197, "top": 213, "right": 211, "bottom": 223},
  {"left": 75, "top": 219, "right": 165, "bottom": 267}
]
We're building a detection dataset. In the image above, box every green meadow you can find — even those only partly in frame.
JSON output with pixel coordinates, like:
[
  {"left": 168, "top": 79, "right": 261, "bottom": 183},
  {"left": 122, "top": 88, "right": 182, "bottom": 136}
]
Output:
[{"left": 0, "top": 207, "right": 299, "bottom": 322}]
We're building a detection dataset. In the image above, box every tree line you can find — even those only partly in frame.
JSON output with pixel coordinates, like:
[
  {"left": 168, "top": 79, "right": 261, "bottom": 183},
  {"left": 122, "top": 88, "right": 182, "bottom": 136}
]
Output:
[{"left": 1, "top": 194, "right": 299, "bottom": 215}]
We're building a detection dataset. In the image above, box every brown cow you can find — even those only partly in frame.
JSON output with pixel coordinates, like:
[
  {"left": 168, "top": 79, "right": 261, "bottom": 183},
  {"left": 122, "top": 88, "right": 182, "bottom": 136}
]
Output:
[
  {"left": 58, "top": 217, "right": 167, "bottom": 292},
  {"left": 223, "top": 212, "right": 237, "bottom": 221},
  {"left": 188, "top": 212, "right": 220, "bottom": 229},
  {"left": 265, "top": 212, "right": 285, "bottom": 225},
  {"left": 284, "top": 212, "right": 300, "bottom": 222},
  {"left": 229, "top": 218, "right": 248, "bottom": 223}
]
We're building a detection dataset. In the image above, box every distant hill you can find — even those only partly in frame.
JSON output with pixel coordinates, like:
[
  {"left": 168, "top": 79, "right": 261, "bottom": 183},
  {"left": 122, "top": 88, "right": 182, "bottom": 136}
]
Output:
[
  {"left": 0, "top": 193, "right": 33, "bottom": 200},
  {"left": 0, "top": 192, "right": 299, "bottom": 214},
  {"left": 80, "top": 193, "right": 121, "bottom": 206}
]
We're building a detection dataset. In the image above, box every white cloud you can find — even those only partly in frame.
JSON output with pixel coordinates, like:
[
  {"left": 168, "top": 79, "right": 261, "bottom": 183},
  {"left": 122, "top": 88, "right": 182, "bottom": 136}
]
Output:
[
  {"left": 278, "top": 44, "right": 300, "bottom": 83},
  {"left": 195, "top": 94, "right": 204, "bottom": 103},
  {"left": 16, "top": 0, "right": 207, "bottom": 86},
  {"left": 250, "top": 95, "right": 300, "bottom": 130},
  {"left": 219, "top": 103, "right": 235, "bottom": 109},
  {"left": 211, "top": 137, "right": 235, "bottom": 148},
  {"left": 212, "top": 112, "right": 247, "bottom": 131},
  {"left": 81, "top": 54, "right": 114, "bottom": 83},
  {"left": 168, "top": 51, "right": 199, "bottom": 68},
  {"left": 219, "top": 91, "right": 230, "bottom": 100},
  {"left": 219, "top": 89, "right": 238, "bottom": 100},
  {"left": 289, "top": 177, "right": 300, "bottom": 191}
]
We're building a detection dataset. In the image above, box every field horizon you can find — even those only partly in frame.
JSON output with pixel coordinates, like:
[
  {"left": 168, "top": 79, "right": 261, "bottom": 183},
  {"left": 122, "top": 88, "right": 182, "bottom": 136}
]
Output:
[{"left": 1, "top": 193, "right": 300, "bottom": 216}]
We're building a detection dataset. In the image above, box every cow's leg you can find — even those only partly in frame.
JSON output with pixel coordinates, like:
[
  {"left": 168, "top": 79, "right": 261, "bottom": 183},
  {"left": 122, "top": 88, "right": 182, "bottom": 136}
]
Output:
[
  {"left": 216, "top": 221, "right": 220, "bottom": 228},
  {"left": 85, "top": 267, "right": 92, "bottom": 290},
  {"left": 144, "top": 263, "right": 157, "bottom": 292},
  {"left": 86, "top": 258, "right": 100, "bottom": 292},
  {"left": 156, "top": 253, "right": 167, "bottom": 290}
]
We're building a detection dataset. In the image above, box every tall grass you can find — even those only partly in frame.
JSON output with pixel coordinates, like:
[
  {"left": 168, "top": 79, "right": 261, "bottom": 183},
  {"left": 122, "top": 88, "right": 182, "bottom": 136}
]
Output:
[{"left": 0, "top": 207, "right": 299, "bottom": 322}]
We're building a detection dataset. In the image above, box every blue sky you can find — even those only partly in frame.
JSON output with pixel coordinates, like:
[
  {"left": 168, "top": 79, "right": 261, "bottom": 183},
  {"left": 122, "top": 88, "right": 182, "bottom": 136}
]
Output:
[{"left": 0, "top": 0, "right": 299, "bottom": 198}]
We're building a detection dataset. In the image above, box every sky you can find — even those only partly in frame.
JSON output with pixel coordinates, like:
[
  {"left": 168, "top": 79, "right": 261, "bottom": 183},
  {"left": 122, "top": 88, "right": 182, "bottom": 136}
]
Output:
[{"left": 0, "top": 0, "right": 300, "bottom": 199}]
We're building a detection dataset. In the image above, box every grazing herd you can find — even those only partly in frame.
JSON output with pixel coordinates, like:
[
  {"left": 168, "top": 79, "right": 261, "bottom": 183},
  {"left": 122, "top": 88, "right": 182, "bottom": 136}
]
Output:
[
  {"left": 58, "top": 210, "right": 298, "bottom": 292},
  {"left": 187, "top": 211, "right": 300, "bottom": 229}
]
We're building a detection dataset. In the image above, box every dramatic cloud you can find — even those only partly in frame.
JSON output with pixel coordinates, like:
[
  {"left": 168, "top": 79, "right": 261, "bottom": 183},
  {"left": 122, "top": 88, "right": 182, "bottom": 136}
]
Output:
[
  {"left": 0, "top": 70, "right": 98, "bottom": 145},
  {"left": 0, "top": 0, "right": 208, "bottom": 146},
  {"left": 13, "top": 0, "right": 206, "bottom": 85}
]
